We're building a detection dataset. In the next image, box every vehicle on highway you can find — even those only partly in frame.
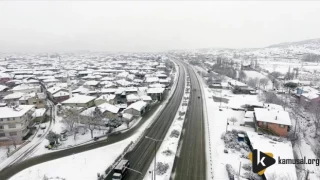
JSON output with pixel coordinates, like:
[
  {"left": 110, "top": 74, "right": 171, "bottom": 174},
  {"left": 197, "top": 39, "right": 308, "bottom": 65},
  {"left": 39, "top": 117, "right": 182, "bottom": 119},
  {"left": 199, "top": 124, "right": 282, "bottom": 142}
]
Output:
[{"left": 112, "top": 159, "right": 130, "bottom": 180}]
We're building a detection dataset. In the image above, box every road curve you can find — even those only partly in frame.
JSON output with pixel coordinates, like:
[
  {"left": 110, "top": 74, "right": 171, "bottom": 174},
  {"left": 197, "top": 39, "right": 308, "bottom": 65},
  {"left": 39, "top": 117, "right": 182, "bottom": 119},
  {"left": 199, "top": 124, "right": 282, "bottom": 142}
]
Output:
[
  {"left": 105, "top": 60, "right": 186, "bottom": 180},
  {"left": 0, "top": 62, "right": 184, "bottom": 180},
  {"left": 171, "top": 63, "right": 206, "bottom": 180}
]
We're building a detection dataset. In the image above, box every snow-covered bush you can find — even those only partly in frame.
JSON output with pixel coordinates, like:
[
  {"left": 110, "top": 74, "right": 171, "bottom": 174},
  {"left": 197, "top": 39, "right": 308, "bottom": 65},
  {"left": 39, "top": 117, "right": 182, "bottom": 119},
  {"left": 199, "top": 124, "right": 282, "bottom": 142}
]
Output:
[
  {"left": 162, "top": 149, "right": 173, "bottom": 156},
  {"left": 170, "top": 129, "right": 180, "bottom": 138},
  {"left": 156, "top": 162, "right": 169, "bottom": 175},
  {"left": 242, "top": 163, "right": 252, "bottom": 171},
  {"left": 223, "top": 130, "right": 250, "bottom": 152},
  {"left": 226, "top": 164, "right": 235, "bottom": 180}
]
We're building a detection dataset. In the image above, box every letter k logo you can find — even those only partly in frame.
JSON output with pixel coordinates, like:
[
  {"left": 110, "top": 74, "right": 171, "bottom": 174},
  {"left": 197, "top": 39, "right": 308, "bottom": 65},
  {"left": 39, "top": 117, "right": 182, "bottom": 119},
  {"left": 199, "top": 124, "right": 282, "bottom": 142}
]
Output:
[{"left": 249, "top": 149, "right": 276, "bottom": 175}]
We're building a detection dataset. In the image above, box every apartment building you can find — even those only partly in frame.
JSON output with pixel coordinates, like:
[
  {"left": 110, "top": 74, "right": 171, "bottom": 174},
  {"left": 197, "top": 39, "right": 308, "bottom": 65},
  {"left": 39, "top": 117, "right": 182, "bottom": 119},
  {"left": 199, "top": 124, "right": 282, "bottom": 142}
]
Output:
[{"left": 0, "top": 105, "right": 35, "bottom": 145}]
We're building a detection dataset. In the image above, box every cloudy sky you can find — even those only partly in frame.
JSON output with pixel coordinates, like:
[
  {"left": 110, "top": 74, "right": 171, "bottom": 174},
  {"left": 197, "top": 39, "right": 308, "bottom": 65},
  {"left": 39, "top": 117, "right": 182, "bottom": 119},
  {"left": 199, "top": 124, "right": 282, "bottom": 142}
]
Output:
[{"left": 0, "top": 1, "right": 319, "bottom": 52}]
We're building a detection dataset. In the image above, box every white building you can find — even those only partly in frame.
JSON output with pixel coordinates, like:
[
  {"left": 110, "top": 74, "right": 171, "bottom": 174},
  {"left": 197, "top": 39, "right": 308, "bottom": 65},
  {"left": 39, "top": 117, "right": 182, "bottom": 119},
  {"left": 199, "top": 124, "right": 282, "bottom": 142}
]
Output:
[{"left": 0, "top": 105, "right": 35, "bottom": 145}]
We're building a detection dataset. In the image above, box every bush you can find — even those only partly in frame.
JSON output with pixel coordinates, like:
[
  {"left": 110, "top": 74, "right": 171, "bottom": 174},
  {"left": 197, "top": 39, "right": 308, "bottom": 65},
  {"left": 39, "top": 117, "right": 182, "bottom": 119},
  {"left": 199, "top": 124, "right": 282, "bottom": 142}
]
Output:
[
  {"left": 170, "top": 129, "right": 180, "bottom": 138},
  {"left": 242, "top": 163, "right": 252, "bottom": 171},
  {"left": 156, "top": 162, "right": 169, "bottom": 175},
  {"left": 162, "top": 149, "right": 173, "bottom": 156}
]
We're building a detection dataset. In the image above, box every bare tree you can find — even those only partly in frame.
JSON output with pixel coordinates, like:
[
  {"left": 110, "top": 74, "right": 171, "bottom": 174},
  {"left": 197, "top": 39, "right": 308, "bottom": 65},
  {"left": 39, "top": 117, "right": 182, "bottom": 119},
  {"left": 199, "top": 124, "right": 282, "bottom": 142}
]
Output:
[
  {"left": 61, "top": 108, "right": 79, "bottom": 132},
  {"left": 259, "top": 78, "right": 269, "bottom": 89},
  {"left": 239, "top": 70, "right": 247, "bottom": 82},
  {"left": 247, "top": 78, "right": 258, "bottom": 88},
  {"left": 229, "top": 117, "right": 237, "bottom": 125},
  {"left": 61, "top": 108, "right": 79, "bottom": 140},
  {"left": 84, "top": 107, "right": 104, "bottom": 138}
]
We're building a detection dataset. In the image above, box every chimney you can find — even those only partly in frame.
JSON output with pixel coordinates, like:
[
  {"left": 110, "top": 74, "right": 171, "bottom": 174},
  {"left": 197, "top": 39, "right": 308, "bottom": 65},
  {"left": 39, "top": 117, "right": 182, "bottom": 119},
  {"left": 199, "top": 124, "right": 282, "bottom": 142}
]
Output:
[{"left": 275, "top": 116, "right": 277, "bottom": 120}]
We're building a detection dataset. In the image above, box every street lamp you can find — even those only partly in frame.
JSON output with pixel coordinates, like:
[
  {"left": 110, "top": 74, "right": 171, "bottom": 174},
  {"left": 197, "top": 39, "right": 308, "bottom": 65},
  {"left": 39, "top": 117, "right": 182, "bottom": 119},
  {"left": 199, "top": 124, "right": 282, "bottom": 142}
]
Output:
[{"left": 145, "top": 136, "right": 163, "bottom": 180}]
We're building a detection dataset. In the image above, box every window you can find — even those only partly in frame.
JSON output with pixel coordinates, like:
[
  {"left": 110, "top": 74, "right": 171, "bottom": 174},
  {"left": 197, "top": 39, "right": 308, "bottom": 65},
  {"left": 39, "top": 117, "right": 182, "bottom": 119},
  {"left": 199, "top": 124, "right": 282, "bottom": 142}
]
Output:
[
  {"left": 9, "top": 132, "right": 17, "bottom": 136},
  {"left": 33, "top": 102, "right": 37, "bottom": 104},
  {"left": 8, "top": 124, "right": 16, "bottom": 128},
  {"left": 39, "top": 101, "right": 43, "bottom": 104},
  {"left": 0, "top": 119, "right": 3, "bottom": 122},
  {"left": 279, "top": 124, "right": 285, "bottom": 128},
  {"left": 0, "top": 133, "right": 5, "bottom": 137},
  {"left": 0, "top": 126, "right": 3, "bottom": 129}
]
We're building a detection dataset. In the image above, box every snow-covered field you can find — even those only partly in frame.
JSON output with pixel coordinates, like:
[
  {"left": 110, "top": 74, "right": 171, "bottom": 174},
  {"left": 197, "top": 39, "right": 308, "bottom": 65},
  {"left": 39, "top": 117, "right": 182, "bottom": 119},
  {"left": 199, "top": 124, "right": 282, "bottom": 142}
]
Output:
[
  {"left": 10, "top": 138, "right": 135, "bottom": 180},
  {"left": 244, "top": 70, "right": 273, "bottom": 90}
]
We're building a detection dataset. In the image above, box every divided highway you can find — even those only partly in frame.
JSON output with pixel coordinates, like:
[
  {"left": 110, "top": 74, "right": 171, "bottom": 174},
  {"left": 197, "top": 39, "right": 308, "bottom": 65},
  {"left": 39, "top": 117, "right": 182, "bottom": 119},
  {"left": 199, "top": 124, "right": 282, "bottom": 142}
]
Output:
[
  {"left": 0, "top": 61, "right": 185, "bottom": 180},
  {"left": 171, "top": 64, "right": 206, "bottom": 180},
  {"left": 106, "top": 61, "right": 186, "bottom": 180}
]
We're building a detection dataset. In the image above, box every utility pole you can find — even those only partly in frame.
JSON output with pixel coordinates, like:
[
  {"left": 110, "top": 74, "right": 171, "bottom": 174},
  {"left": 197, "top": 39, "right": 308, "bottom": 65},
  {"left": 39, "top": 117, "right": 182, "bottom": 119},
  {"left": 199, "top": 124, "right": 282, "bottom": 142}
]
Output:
[{"left": 145, "top": 136, "right": 163, "bottom": 180}]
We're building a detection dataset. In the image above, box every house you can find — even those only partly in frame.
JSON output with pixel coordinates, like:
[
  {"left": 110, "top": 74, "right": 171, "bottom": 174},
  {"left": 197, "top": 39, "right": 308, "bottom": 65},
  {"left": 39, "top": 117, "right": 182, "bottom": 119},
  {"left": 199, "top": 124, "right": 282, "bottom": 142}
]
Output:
[
  {"left": 147, "top": 88, "right": 165, "bottom": 101},
  {"left": 52, "top": 91, "right": 70, "bottom": 103},
  {"left": 296, "top": 86, "right": 320, "bottom": 105},
  {"left": 95, "top": 94, "right": 116, "bottom": 106},
  {"left": 254, "top": 108, "right": 291, "bottom": 137},
  {"left": 98, "top": 103, "right": 120, "bottom": 119},
  {"left": 61, "top": 95, "right": 96, "bottom": 108},
  {"left": 19, "top": 92, "right": 46, "bottom": 108},
  {"left": 0, "top": 73, "right": 12, "bottom": 84},
  {"left": 140, "top": 95, "right": 152, "bottom": 104},
  {"left": 122, "top": 113, "right": 133, "bottom": 123},
  {"left": 11, "top": 84, "right": 41, "bottom": 94},
  {"left": 32, "top": 108, "right": 47, "bottom": 122},
  {"left": 0, "top": 105, "right": 35, "bottom": 145},
  {"left": 123, "top": 100, "right": 147, "bottom": 116},
  {"left": 3, "top": 92, "right": 24, "bottom": 105},
  {"left": 126, "top": 94, "right": 140, "bottom": 104}
]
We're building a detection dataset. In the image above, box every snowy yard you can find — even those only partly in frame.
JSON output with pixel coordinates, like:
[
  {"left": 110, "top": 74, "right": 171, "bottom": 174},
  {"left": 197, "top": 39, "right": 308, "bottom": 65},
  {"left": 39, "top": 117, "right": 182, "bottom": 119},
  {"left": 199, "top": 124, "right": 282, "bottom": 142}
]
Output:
[
  {"left": 244, "top": 71, "right": 273, "bottom": 90},
  {"left": 10, "top": 138, "right": 134, "bottom": 180}
]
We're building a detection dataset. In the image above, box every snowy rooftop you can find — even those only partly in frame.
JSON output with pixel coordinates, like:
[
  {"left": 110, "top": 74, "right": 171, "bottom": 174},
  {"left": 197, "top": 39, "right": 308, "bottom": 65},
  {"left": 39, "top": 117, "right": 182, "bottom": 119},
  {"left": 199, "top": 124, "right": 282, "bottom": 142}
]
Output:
[
  {"left": 141, "top": 95, "right": 152, "bottom": 101},
  {"left": 254, "top": 108, "right": 291, "bottom": 126},
  {"left": 32, "top": 108, "right": 46, "bottom": 118},
  {"left": 98, "top": 103, "right": 120, "bottom": 114},
  {"left": 83, "top": 80, "right": 100, "bottom": 86},
  {"left": 96, "top": 94, "right": 116, "bottom": 101},
  {"left": 126, "top": 100, "right": 147, "bottom": 111},
  {"left": 147, "top": 88, "right": 165, "bottom": 94},
  {"left": 11, "top": 84, "right": 40, "bottom": 91},
  {"left": 53, "top": 91, "right": 69, "bottom": 97},
  {"left": 126, "top": 94, "right": 140, "bottom": 102},
  {"left": 0, "top": 105, "right": 34, "bottom": 118},
  {"left": 246, "top": 131, "right": 297, "bottom": 180},
  {"left": 62, "top": 95, "right": 96, "bottom": 104},
  {"left": 3, "top": 92, "right": 24, "bottom": 100}
]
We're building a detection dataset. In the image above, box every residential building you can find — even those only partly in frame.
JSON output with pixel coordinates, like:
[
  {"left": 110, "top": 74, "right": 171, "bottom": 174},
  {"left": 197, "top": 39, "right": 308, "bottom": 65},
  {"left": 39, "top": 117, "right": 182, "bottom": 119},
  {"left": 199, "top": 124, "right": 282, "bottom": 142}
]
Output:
[
  {"left": 19, "top": 93, "right": 46, "bottom": 108},
  {"left": 61, "top": 95, "right": 96, "bottom": 108},
  {"left": 0, "top": 105, "right": 35, "bottom": 145},
  {"left": 254, "top": 108, "right": 291, "bottom": 137},
  {"left": 95, "top": 94, "right": 116, "bottom": 106},
  {"left": 123, "top": 100, "right": 147, "bottom": 116},
  {"left": 11, "top": 84, "right": 41, "bottom": 94}
]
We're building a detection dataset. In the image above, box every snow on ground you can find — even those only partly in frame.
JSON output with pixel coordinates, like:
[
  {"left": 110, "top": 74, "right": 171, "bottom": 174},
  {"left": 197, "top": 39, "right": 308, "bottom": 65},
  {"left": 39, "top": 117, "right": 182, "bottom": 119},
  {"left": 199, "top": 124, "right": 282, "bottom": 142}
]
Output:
[
  {"left": 196, "top": 70, "right": 259, "bottom": 180},
  {"left": 244, "top": 70, "right": 273, "bottom": 90},
  {"left": 0, "top": 121, "right": 51, "bottom": 171},
  {"left": 10, "top": 137, "right": 135, "bottom": 180}
]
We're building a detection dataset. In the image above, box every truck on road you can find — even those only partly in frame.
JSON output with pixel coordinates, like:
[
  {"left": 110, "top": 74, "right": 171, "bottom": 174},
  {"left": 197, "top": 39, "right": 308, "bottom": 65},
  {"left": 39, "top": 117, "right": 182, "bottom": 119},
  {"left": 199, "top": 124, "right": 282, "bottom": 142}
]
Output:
[{"left": 112, "top": 159, "right": 130, "bottom": 180}]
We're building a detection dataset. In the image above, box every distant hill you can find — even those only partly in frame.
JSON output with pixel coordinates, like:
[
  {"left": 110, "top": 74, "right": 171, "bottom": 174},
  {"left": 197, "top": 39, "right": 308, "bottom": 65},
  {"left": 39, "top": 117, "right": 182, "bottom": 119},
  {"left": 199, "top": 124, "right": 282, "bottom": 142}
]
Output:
[{"left": 267, "top": 38, "right": 320, "bottom": 48}]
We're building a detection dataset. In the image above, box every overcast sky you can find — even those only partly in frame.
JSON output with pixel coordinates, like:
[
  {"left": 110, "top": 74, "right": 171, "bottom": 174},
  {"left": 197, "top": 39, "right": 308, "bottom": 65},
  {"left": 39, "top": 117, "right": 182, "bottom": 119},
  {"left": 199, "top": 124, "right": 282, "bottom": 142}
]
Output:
[{"left": 0, "top": 1, "right": 319, "bottom": 52}]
